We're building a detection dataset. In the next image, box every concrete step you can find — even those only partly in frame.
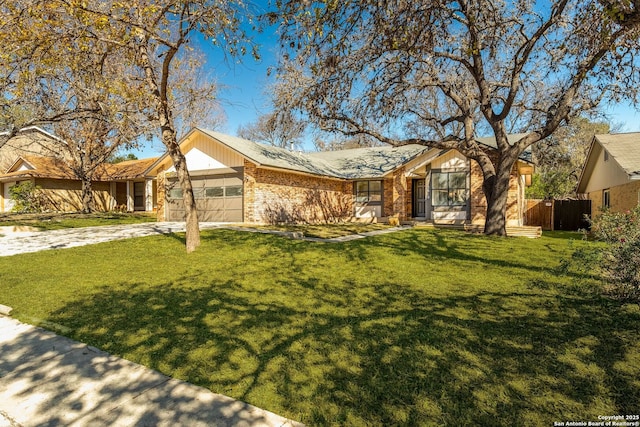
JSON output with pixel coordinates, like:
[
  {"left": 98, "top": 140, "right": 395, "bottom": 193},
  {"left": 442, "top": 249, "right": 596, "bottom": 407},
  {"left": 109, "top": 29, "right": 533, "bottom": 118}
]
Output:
[{"left": 505, "top": 226, "right": 543, "bottom": 238}]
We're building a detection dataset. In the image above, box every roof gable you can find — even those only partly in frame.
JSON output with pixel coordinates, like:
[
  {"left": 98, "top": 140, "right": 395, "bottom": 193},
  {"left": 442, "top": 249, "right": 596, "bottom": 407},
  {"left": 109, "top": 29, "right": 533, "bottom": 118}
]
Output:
[
  {"left": 0, "top": 127, "right": 66, "bottom": 172},
  {"left": 6, "top": 157, "right": 35, "bottom": 173},
  {"left": 594, "top": 133, "right": 640, "bottom": 177},
  {"left": 1, "top": 156, "right": 76, "bottom": 180},
  {"left": 197, "top": 129, "right": 339, "bottom": 176},
  {"left": 577, "top": 133, "right": 640, "bottom": 193}
]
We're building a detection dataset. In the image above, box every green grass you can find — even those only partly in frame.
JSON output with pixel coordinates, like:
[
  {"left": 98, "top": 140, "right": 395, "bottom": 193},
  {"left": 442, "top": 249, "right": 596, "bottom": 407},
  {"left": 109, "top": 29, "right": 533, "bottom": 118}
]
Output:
[
  {"left": 0, "top": 212, "right": 156, "bottom": 230},
  {"left": 251, "top": 222, "right": 393, "bottom": 238},
  {"left": 0, "top": 228, "right": 638, "bottom": 426}
]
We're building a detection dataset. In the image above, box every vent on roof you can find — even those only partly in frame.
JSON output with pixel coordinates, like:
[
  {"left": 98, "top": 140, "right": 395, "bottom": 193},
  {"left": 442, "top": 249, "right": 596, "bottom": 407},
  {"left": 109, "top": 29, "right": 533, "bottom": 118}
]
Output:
[{"left": 604, "top": 151, "right": 609, "bottom": 162}]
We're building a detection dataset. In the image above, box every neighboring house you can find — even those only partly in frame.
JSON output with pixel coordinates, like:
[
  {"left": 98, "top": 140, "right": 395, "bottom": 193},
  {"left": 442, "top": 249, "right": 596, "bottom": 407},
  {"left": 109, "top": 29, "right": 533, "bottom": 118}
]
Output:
[
  {"left": 577, "top": 132, "right": 640, "bottom": 213},
  {"left": 0, "top": 155, "right": 158, "bottom": 213},
  {"left": 147, "top": 128, "right": 534, "bottom": 225},
  {"left": 0, "top": 126, "right": 158, "bottom": 213},
  {"left": 0, "top": 126, "right": 62, "bottom": 172}
]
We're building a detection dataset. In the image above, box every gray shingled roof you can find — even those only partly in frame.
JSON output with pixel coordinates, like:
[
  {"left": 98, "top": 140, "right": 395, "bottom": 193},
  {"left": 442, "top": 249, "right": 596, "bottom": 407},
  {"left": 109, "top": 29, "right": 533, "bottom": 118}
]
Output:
[
  {"left": 306, "top": 145, "right": 430, "bottom": 179},
  {"left": 595, "top": 132, "right": 640, "bottom": 177},
  {"left": 197, "top": 128, "right": 429, "bottom": 179},
  {"left": 475, "top": 133, "right": 532, "bottom": 162},
  {"left": 193, "top": 129, "right": 533, "bottom": 179}
]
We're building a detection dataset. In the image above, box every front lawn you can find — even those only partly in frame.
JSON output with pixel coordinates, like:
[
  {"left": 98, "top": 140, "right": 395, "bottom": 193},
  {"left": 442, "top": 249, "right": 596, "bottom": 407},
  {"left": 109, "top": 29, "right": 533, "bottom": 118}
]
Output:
[
  {"left": 0, "top": 228, "right": 638, "bottom": 426},
  {"left": 0, "top": 212, "right": 157, "bottom": 230}
]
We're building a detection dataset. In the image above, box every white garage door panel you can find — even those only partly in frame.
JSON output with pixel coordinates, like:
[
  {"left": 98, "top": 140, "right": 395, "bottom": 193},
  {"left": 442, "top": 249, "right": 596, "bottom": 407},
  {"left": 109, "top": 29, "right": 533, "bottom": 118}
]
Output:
[{"left": 167, "top": 173, "right": 243, "bottom": 222}]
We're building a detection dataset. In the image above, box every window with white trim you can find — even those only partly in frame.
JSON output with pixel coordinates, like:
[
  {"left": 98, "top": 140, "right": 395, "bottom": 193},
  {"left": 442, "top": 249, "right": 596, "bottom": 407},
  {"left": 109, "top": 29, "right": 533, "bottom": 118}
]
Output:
[
  {"left": 432, "top": 171, "right": 468, "bottom": 207},
  {"left": 355, "top": 181, "right": 382, "bottom": 205}
]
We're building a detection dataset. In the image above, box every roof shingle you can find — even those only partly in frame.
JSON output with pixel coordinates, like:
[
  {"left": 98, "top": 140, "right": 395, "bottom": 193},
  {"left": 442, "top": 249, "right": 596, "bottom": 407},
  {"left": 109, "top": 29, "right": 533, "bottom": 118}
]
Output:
[
  {"left": 197, "top": 129, "right": 430, "bottom": 179},
  {"left": 595, "top": 133, "right": 640, "bottom": 177},
  {"left": 2, "top": 156, "right": 158, "bottom": 181}
]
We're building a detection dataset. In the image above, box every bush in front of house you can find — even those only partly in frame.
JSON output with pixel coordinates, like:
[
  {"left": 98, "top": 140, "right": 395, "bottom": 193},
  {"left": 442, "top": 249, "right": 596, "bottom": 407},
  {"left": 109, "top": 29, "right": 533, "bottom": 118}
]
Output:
[
  {"left": 10, "top": 182, "right": 46, "bottom": 213},
  {"left": 589, "top": 206, "right": 640, "bottom": 302}
]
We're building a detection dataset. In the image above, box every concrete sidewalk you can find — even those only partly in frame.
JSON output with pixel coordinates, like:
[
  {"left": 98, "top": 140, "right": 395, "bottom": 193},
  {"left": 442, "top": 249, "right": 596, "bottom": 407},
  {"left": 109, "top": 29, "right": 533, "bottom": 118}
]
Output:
[
  {"left": 0, "top": 316, "right": 303, "bottom": 427},
  {"left": 0, "top": 222, "right": 225, "bottom": 257}
]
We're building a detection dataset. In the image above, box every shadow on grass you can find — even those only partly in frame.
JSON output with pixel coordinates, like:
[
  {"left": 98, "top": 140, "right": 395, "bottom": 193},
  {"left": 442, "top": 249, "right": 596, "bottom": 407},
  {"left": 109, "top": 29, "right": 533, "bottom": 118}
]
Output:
[
  {"left": 0, "top": 317, "right": 287, "bottom": 426},
  {"left": 45, "top": 275, "right": 640, "bottom": 426},
  {"left": 323, "top": 228, "right": 595, "bottom": 282}
]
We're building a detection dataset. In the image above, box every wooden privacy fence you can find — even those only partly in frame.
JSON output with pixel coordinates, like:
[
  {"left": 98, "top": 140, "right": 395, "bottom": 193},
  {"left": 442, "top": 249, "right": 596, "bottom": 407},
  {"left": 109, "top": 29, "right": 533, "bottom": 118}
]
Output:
[
  {"left": 524, "top": 199, "right": 591, "bottom": 231},
  {"left": 525, "top": 199, "right": 554, "bottom": 230}
]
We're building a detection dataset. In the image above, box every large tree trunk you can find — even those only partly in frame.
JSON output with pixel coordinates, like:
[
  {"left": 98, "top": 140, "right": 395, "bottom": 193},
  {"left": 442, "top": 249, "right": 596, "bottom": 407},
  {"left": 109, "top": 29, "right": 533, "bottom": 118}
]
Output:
[
  {"left": 482, "top": 157, "right": 516, "bottom": 236},
  {"left": 80, "top": 177, "right": 95, "bottom": 213},
  {"left": 136, "top": 36, "right": 200, "bottom": 252}
]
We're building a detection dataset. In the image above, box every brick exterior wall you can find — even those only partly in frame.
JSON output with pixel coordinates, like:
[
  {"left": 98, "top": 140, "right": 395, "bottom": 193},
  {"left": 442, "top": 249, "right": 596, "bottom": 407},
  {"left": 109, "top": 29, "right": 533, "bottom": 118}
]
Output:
[
  {"left": 394, "top": 167, "right": 407, "bottom": 220},
  {"left": 154, "top": 153, "right": 526, "bottom": 225},
  {"left": 469, "top": 159, "right": 522, "bottom": 226},
  {"left": 590, "top": 180, "right": 640, "bottom": 215},
  {"left": 587, "top": 190, "right": 603, "bottom": 215},
  {"left": 383, "top": 178, "right": 393, "bottom": 217},
  {"left": 243, "top": 160, "right": 257, "bottom": 223},
  {"left": 381, "top": 168, "right": 408, "bottom": 220},
  {"left": 405, "top": 177, "right": 413, "bottom": 219},
  {"left": 469, "top": 161, "right": 486, "bottom": 224},
  {"left": 245, "top": 160, "right": 354, "bottom": 224}
]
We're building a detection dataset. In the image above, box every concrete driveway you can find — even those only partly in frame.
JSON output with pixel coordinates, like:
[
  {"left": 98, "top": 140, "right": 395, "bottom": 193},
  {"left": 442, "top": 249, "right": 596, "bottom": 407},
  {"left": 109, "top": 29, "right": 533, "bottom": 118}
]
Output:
[{"left": 0, "top": 222, "right": 225, "bottom": 257}]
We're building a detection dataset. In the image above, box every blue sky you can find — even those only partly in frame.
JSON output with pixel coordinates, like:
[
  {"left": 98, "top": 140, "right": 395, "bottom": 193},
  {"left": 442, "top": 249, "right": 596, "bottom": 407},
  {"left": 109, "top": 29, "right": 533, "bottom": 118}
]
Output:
[{"left": 132, "top": 24, "right": 640, "bottom": 159}]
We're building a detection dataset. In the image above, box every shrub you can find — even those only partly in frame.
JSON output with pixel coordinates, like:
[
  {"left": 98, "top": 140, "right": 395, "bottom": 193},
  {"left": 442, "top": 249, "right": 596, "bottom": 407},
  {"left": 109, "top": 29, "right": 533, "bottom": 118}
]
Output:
[
  {"left": 588, "top": 206, "right": 640, "bottom": 302},
  {"left": 10, "top": 181, "right": 46, "bottom": 213}
]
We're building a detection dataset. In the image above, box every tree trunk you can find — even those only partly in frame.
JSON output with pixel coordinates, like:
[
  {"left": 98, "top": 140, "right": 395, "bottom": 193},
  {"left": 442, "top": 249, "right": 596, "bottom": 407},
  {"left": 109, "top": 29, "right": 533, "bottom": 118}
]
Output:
[
  {"left": 80, "top": 178, "right": 95, "bottom": 213},
  {"left": 483, "top": 158, "right": 516, "bottom": 236},
  {"left": 136, "top": 36, "right": 200, "bottom": 252},
  {"left": 166, "top": 134, "right": 200, "bottom": 253}
]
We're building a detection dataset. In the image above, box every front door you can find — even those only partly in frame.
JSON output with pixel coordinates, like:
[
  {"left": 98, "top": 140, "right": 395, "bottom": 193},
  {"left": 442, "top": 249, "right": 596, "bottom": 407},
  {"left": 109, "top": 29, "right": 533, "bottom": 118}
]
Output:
[{"left": 413, "top": 179, "right": 426, "bottom": 217}]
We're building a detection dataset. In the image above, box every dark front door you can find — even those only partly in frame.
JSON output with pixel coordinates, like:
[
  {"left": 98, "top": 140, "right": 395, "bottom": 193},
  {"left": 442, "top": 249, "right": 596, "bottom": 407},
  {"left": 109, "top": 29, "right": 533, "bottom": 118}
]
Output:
[{"left": 413, "top": 179, "right": 427, "bottom": 217}]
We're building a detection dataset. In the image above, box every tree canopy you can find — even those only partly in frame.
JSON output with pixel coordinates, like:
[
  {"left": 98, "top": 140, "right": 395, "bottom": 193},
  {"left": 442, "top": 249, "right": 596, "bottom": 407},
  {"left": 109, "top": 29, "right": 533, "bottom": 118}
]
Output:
[
  {"left": 272, "top": 0, "right": 640, "bottom": 234},
  {"left": 237, "top": 110, "right": 305, "bottom": 149}
]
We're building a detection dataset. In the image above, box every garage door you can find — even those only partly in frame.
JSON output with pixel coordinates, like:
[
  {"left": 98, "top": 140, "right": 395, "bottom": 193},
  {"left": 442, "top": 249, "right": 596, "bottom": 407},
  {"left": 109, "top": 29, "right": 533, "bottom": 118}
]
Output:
[{"left": 166, "top": 173, "right": 243, "bottom": 222}]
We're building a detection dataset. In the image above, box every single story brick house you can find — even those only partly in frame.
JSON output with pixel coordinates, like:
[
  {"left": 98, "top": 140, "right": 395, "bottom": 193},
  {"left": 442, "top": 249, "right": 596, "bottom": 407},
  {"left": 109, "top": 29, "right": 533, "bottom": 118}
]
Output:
[
  {"left": 1, "top": 126, "right": 534, "bottom": 223},
  {"left": 577, "top": 132, "right": 640, "bottom": 213},
  {"left": 146, "top": 128, "right": 534, "bottom": 225}
]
